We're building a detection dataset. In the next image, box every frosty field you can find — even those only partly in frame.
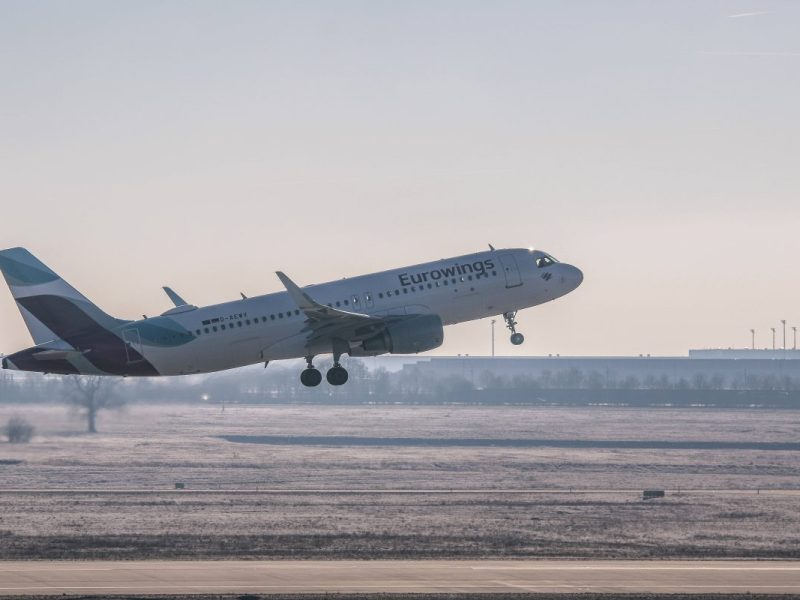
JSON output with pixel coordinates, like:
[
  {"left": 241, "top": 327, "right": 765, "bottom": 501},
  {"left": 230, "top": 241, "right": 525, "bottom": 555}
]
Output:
[{"left": 0, "top": 403, "right": 798, "bottom": 559}]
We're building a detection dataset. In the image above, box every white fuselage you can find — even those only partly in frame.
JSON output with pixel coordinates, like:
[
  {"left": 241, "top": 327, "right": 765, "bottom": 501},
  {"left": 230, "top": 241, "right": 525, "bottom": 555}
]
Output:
[{"left": 124, "top": 248, "right": 582, "bottom": 376}]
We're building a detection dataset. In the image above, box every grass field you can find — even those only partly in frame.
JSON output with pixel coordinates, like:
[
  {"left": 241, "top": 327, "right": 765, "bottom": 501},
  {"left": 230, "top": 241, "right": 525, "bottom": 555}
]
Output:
[{"left": 0, "top": 403, "right": 799, "bottom": 559}]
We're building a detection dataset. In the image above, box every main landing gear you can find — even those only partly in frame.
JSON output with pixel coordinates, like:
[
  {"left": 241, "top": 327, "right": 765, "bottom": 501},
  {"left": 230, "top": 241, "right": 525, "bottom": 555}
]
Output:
[
  {"left": 300, "top": 356, "right": 322, "bottom": 387},
  {"left": 326, "top": 364, "right": 348, "bottom": 386},
  {"left": 299, "top": 355, "right": 349, "bottom": 387},
  {"left": 503, "top": 311, "right": 525, "bottom": 346}
]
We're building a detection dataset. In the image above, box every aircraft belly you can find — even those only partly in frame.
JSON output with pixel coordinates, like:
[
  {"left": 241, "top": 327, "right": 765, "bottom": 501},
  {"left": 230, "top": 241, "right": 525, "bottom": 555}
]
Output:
[
  {"left": 141, "top": 345, "right": 198, "bottom": 376},
  {"left": 261, "top": 333, "right": 310, "bottom": 361}
]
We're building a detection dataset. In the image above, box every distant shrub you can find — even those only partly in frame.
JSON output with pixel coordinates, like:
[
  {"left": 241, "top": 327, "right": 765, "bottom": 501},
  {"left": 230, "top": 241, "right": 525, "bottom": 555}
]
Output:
[{"left": 5, "top": 416, "right": 34, "bottom": 443}]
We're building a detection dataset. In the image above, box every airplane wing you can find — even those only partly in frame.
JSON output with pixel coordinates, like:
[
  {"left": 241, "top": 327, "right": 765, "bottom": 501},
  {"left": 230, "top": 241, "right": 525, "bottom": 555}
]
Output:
[{"left": 275, "top": 271, "right": 395, "bottom": 347}]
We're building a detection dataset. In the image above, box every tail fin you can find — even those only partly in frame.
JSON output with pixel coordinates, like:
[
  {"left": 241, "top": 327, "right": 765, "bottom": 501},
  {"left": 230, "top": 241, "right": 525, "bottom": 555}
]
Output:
[{"left": 0, "top": 247, "right": 123, "bottom": 345}]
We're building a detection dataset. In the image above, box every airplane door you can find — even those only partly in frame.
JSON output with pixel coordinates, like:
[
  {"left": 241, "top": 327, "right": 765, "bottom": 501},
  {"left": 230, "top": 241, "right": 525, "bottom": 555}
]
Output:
[
  {"left": 364, "top": 292, "right": 374, "bottom": 308},
  {"left": 500, "top": 254, "right": 522, "bottom": 288},
  {"left": 122, "top": 328, "right": 144, "bottom": 363}
]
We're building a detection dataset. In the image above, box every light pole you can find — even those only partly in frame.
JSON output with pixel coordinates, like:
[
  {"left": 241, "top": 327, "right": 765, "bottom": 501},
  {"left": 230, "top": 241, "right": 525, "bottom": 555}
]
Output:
[
  {"left": 771, "top": 327, "right": 776, "bottom": 350},
  {"left": 490, "top": 319, "right": 496, "bottom": 357},
  {"left": 782, "top": 320, "right": 787, "bottom": 350},
  {"left": 750, "top": 329, "right": 755, "bottom": 350},
  {"left": 794, "top": 326, "right": 797, "bottom": 351}
]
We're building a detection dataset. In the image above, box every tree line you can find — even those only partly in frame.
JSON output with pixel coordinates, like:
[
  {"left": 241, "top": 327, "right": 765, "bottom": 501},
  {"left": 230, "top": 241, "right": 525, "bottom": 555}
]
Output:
[{"left": 4, "top": 361, "right": 800, "bottom": 410}]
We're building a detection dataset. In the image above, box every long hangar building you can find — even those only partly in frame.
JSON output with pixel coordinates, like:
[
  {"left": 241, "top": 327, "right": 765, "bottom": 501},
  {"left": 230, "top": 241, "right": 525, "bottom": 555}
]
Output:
[{"left": 399, "top": 349, "right": 800, "bottom": 388}]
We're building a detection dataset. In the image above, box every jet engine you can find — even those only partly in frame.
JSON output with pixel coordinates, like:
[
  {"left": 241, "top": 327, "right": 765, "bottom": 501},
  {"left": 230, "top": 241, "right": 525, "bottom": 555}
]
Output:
[{"left": 358, "top": 314, "right": 444, "bottom": 355}]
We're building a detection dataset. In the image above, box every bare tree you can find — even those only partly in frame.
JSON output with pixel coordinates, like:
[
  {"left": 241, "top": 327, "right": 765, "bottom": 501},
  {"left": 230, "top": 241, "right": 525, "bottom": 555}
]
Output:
[
  {"left": 66, "top": 376, "right": 124, "bottom": 433},
  {"left": 4, "top": 416, "right": 34, "bottom": 443}
]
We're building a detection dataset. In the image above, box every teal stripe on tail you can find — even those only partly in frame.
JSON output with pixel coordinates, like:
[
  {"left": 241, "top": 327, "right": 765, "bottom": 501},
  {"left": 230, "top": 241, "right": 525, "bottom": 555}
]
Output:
[{"left": 0, "top": 247, "right": 123, "bottom": 345}]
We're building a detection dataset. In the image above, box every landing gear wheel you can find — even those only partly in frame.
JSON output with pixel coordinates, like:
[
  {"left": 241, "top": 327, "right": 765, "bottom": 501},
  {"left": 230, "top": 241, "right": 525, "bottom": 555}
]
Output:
[
  {"left": 300, "top": 367, "right": 322, "bottom": 387},
  {"left": 503, "top": 311, "right": 525, "bottom": 346},
  {"left": 326, "top": 365, "right": 349, "bottom": 386}
]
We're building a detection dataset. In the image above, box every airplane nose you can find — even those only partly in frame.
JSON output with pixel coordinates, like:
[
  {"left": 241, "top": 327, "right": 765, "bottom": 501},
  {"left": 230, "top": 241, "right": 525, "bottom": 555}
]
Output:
[{"left": 562, "top": 264, "right": 583, "bottom": 291}]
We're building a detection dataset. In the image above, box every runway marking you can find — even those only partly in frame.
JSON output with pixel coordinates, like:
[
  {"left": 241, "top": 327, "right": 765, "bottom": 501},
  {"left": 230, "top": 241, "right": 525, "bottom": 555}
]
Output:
[
  {"left": 2, "top": 487, "right": 799, "bottom": 494},
  {"left": 0, "top": 585, "right": 510, "bottom": 591},
  {"left": 2, "top": 585, "right": 799, "bottom": 591},
  {"left": 472, "top": 565, "right": 800, "bottom": 570},
  {"left": 0, "top": 568, "right": 113, "bottom": 572},
  {"left": 3, "top": 561, "right": 799, "bottom": 595},
  {"left": 493, "top": 580, "right": 540, "bottom": 591}
]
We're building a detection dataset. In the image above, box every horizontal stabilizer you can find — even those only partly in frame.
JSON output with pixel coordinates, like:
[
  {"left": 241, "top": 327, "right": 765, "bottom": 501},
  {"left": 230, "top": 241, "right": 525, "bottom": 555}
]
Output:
[{"left": 31, "top": 349, "right": 89, "bottom": 361}]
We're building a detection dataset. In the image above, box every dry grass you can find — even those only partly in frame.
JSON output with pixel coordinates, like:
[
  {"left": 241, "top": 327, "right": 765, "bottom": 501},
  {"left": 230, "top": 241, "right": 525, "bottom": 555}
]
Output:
[{"left": 0, "top": 403, "right": 799, "bottom": 559}]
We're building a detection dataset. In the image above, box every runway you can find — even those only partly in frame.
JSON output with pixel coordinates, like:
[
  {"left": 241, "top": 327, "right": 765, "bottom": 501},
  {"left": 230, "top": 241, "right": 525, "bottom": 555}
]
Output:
[
  {"left": 1, "top": 487, "right": 799, "bottom": 496},
  {"left": 1, "top": 560, "right": 799, "bottom": 595}
]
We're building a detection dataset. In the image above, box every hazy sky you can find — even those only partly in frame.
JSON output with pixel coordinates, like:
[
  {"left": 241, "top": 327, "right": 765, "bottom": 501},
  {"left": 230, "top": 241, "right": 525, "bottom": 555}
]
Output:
[{"left": 2, "top": 1, "right": 799, "bottom": 358}]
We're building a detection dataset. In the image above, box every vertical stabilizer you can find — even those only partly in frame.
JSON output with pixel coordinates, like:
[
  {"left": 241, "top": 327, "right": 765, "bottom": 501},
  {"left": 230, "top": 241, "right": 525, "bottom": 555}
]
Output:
[{"left": 0, "top": 247, "right": 122, "bottom": 345}]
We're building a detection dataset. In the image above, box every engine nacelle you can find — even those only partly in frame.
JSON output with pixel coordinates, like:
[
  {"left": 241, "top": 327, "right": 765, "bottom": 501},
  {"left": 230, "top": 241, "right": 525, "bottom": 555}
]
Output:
[{"left": 359, "top": 314, "right": 444, "bottom": 355}]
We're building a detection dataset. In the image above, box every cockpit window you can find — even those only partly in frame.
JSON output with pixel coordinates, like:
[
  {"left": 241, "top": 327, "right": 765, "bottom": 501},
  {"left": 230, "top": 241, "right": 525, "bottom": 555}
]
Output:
[{"left": 536, "top": 256, "right": 556, "bottom": 268}]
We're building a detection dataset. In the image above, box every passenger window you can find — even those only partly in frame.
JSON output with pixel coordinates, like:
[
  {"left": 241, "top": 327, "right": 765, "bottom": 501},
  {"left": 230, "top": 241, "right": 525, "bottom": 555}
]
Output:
[
  {"left": 195, "top": 330, "right": 201, "bottom": 336},
  {"left": 336, "top": 301, "right": 341, "bottom": 307},
  {"left": 221, "top": 324, "right": 226, "bottom": 330},
  {"left": 403, "top": 288, "right": 408, "bottom": 294},
  {"left": 295, "top": 310, "right": 300, "bottom": 315},
  {"left": 212, "top": 326, "right": 218, "bottom": 332},
  {"left": 378, "top": 293, "right": 384, "bottom": 299},
  {"left": 270, "top": 315, "right": 275, "bottom": 320},
  {"left": 278, "top": 313, "right": 283, "bottom": 318},
  {"left": 204, "top": 327, "right": 210, "bottom": 334},
  {"left": 344, "top": 299, "right": 349, "bottom": 306}
]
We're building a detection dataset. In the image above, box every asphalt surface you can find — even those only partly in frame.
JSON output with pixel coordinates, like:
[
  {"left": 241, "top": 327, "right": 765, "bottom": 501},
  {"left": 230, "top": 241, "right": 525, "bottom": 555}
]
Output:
[
  {"left": 0, "top": 488, "right": 798, "bottom": 495},
  {"left": 0, "top": 560, "right": 799, "bottom": 595}
]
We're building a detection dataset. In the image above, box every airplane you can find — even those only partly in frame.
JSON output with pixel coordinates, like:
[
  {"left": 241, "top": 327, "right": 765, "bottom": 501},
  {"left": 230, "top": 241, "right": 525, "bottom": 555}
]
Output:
[{"left": 0, "top": 246, "right": 582, "bottom": 386}]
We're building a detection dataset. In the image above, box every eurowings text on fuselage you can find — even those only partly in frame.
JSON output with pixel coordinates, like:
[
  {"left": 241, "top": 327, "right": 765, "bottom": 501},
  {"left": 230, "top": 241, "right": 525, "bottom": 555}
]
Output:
[{"left": 0, "top": 247, "right": 583, "bottom": 386}]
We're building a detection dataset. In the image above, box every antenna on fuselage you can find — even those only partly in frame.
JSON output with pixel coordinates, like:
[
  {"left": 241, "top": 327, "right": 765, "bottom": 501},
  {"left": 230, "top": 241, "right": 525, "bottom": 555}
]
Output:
[
  {"left": 488, "top": 243, "right": 495, "bottom": 251},
  {"left": 240, "top": 292, "right": 248, "bottom": 300}
]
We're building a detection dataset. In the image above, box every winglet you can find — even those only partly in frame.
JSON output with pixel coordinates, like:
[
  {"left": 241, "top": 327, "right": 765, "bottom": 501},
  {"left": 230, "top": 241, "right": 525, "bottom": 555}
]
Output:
[
  {"left": 275, "top": 271, "right": 320, "bottom": 311},
  {"left": 275, "top": 271, "right": 375, "bottom": 323},
  {"left": 162, "top": 286, "right": 188, "bottom": 307}
]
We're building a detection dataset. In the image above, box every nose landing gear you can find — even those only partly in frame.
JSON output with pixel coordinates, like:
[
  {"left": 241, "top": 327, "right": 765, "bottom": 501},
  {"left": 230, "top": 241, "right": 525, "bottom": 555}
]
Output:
[{"left": 503, "top": 311, "right": 525, "bottom": 345}]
